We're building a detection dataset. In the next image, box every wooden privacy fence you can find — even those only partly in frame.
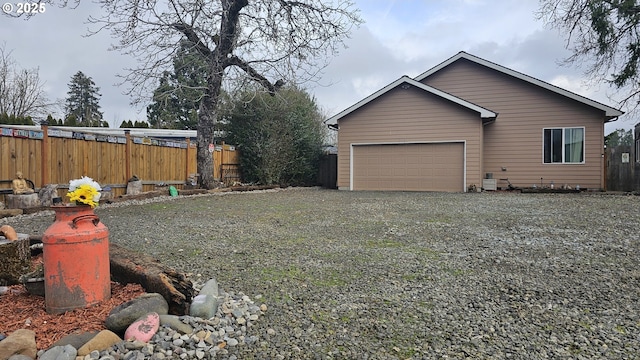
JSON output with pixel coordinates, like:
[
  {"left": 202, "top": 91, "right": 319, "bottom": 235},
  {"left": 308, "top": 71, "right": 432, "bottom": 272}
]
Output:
[
  {"left": 605, "top": 145, "right": 640, "bottom": 191},
  {"left": 0, "top": 125, "right": 239, "bottom": 201}
]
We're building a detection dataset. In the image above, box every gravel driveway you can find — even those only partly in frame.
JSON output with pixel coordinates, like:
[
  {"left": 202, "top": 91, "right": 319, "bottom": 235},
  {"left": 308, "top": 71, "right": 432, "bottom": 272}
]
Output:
[{"left": 3, "top": 188, "right": 640, "bottom": 359}]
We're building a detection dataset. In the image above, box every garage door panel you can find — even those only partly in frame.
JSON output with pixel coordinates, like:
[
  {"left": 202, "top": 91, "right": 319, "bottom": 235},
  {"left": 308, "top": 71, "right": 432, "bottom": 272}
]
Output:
[{"left": 352, "top": 143, "right": 464, "bottom": 192}]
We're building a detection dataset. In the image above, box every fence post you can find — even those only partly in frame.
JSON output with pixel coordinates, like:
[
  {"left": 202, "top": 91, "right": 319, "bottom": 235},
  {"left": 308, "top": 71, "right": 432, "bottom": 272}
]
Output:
[
  {"left": 124, "top": 130, "right": 131, "bottom": 181},
  {"left": 41, "top": 123, "right": 49, "bottom": 186},
  {"left": 185, "top": 137, "right": 190, "bottom": 182}
]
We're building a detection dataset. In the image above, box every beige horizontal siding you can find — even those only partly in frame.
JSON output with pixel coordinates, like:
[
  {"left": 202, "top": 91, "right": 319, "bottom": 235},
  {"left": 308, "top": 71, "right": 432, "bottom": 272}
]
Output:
[
  {"left": 422, "top": 59, "right": 607, "bottom": 190},
  {"left": 337, "top": 86, "right": 483, "bottom": 190}
]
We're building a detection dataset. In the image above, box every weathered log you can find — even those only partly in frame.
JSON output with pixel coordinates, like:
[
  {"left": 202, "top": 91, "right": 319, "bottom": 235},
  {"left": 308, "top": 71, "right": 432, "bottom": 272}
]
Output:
[
  {"left": 229, "top": 184, "right": 280, "bottom": 192},
  {"left": 0, "top": 208, "right": 23, "bottom": 219},
  {"left": 109, "top": 243, "right": 194, "bottom": 315},
  {"left": 177, "top": 189, "right": 208, "bottom": 196},
  {"left": 0, "top": 234, "right": 31, "bottom": 285}
]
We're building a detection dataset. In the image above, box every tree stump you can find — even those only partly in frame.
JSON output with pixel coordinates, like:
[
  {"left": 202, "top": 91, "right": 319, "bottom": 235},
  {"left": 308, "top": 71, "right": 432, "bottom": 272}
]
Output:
[
  {"left": 0, "top": 234, "right": 31, "bottom": 285},
  {"left": 6, "top": 194, "right": 40, "bottom": 209},
  {"left": 109, "top": 243, "right": 194, "bottom": 315},
  {"left": 126, "top": 180, "right": 142, "bottom": 195}
]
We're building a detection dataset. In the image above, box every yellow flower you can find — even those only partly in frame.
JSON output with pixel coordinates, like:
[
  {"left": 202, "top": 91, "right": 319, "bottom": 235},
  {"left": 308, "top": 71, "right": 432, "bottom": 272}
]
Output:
[{"left": 67, "top": 183, "right": 100, "bottom": 208}]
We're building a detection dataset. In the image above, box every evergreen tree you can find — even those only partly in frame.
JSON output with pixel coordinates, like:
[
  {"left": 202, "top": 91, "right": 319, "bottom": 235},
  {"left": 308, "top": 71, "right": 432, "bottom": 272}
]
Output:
[
  {"left": 224, "top": 86, "right": 327, "bottom": 186},
  {"left": 539, "top": 1, "right": 640, "bottom": 110},
  {"left": 605, "top": 128, "right": 633, "bottom": 147},
  {"left": 147, "top": 40, "right": 208, "bottom": 130},
  {"left": 0, "top": 113, "right": 34, "bottom": 125},
  {"left": 65, "top": 71, "right": 103, "bottom": 126}
]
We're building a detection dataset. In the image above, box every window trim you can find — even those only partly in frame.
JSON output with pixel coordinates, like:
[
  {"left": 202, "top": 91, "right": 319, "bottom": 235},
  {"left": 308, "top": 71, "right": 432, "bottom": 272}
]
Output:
[{"left": 542, "top": 127, "right": 585, "bottom": 164}]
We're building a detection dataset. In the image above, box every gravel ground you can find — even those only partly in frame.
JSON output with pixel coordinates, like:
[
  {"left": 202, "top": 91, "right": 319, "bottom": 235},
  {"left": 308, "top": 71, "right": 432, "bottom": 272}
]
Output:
[{"left": 2, "top": 187, "right": 640, "bottom": 359}]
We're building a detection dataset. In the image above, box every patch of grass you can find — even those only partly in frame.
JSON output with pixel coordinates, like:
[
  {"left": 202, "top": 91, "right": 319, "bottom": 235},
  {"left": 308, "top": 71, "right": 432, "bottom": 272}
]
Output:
[
  {"left": 365, "top": 239, "right": 404, "bottom": 249},
  {"left": 414, "top": 247, "right": 441, "bottom": 259},
  {"left": 442, "top": 267, "right": 468, "bottom": 277},
  {"left": 578, "top": 321, "right": 593, "bottom": 331},
  {"left": 259, "top": 265, "right": 305, "bottom": 282},
  {"left": 146, "top": 203, "right": 171, "bottom": 210},
  {"left": 614, "top": 325, "right": 626, "bottom": 334},
  {"left": 311, "top": 268, "right": 353, "bottom": 287}
]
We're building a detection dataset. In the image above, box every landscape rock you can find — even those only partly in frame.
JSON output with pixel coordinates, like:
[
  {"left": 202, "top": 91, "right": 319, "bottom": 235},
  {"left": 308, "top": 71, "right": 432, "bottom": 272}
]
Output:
[
  {"left": 76, "top": 330, "right": 121, "bottom": 357},
  {"left": 105, "top": 293, "right": 168, "bottom": 333},
  {"left": 159, "top": 315, "right": 194, "bottom": 334},
  {"left": 50, "top": 332, "right": 99, "bottom": 350},
  {"left": 198, "top": 278, "right": 219, "bottom": 298},
  {"left": 189, "top": 278, "right": 220, "bottom": 319},
  {"left": 37, "top": 344, "right": 76, "bottom": 360},
  {"left": 7, "top": 355, "right": 33, "bottom": 360},
  {"left": 37, "top": 185, "right": 59, "bottom": 207},
  {"left": 124, "top": 312, "right": 160, "bottom": 342},
  {"left": 0, "top": 329, "right": 37, "bottom": 360},
  {"left": 189, "top": 294, "right": 218, "bottom": 319}
]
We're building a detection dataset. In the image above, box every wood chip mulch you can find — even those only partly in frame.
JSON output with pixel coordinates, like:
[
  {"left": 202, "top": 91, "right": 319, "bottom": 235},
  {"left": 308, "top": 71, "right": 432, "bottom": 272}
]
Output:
[{"left": 0, "top": 281, "right": 146, "bottom": 350}]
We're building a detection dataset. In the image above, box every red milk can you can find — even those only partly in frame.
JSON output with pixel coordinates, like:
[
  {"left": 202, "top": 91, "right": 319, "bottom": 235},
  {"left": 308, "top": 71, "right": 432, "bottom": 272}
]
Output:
[{"left": 42, "top": 205, "right": 111, "bottom": 314}]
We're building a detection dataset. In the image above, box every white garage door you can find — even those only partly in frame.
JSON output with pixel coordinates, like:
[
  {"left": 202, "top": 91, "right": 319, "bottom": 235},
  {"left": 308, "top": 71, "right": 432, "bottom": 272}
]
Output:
[{"left": 352, "top": 142, "right": 464, "bottom": 192}]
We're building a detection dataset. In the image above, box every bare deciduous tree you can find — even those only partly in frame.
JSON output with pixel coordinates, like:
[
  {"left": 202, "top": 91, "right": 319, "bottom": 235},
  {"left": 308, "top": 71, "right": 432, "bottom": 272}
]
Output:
[
  {"left": 19, "top": 0, "right": 361, "bottom": 188},
  {"left": 95, "top": 0, "right": 361, "bottom": 188},
  {"left": 0, "top": 45, "right": 52, "bottom": 120}
]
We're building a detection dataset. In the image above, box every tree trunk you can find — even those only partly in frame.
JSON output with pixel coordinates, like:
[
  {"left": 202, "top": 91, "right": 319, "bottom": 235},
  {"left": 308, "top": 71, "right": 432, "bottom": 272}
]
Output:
[
  {"left": 109, "top": 243, "right": 195, "bottom": 315},
  {"left": 196, "top": 65, "right": 224, "bottom": 189},
  {"left": 196, "top": 0, "right": 247, "bottom": 189}
]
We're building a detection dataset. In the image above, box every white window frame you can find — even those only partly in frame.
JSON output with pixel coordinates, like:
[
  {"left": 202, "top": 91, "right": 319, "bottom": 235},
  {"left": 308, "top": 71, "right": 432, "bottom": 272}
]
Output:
[{"left": 542, "top": 127, "right": 585, "bottom": 164}]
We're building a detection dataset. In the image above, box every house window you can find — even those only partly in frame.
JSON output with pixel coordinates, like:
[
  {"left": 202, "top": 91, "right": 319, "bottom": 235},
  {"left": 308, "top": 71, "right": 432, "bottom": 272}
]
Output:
[
  {"left": 543, "top": 127, "right": 584, "bottom": 164},
  {"left": 636, "top": 138, "right": 640, "bottom": 162}
]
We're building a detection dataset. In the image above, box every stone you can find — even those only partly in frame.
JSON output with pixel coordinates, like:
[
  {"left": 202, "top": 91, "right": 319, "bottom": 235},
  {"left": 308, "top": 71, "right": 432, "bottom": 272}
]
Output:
[
  {"left": 227, "top": 338, "right": 239, "bottom": 347},
  {"left": 0, "top": 329, "right": 37, "bottom": 359},
  {"left": 51, "top": 332, "right": 99, "bottom": 350},
  {"left": 198, "top": 278, "right": 219, "bottom": 297},
  {"left": 105, "top": 293, "right": 169, "bottom": 333},
  {"left": 159, "top": 315, "right": 193, "bottom": 334},
  {"left": 7, "top": 355, "right": 33, "bottom": 360},
  {"left": 38, "top": 344, "right": 77, "bottom": 360},
  {"left": 76, "top": 330, "right": 122, "bottom": 357},
  {"left": 38, "top": 184, "right": 59, "bottom": 207},
  {"left": 124, "top": 312, "right": 160, "bottom": 343},
  {"left": 189, "top": 294, "right": 218, "bottom": 319},
  {"left": 123, "top": 341, "right": 146, "bottom": 350},
  {"left": 189, "top": 278, "right": 221, "bottom": 319}
]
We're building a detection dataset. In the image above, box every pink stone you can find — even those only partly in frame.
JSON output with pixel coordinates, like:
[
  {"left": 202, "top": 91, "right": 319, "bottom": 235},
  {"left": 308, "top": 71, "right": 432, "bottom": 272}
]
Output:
[{"left": 124, "top": 312, "right": 160, "bottom": 343}]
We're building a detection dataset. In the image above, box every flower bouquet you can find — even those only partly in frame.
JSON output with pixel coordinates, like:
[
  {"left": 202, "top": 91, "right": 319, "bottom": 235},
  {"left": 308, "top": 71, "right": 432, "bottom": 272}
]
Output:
[{"left": 66, "top": 176, "right": 102, "bottom": 208}]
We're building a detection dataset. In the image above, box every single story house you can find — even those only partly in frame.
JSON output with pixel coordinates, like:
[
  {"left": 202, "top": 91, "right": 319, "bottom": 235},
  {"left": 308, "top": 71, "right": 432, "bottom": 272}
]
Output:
[{"left": 326, "top": 51, "right": 623, "bottom": 192}]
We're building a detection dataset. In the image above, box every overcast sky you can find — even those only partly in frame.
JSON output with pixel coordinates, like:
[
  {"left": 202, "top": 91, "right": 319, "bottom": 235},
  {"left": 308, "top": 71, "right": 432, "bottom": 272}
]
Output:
[{"left": 0, "top": 0, "right": 633, "bottom": 133}]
